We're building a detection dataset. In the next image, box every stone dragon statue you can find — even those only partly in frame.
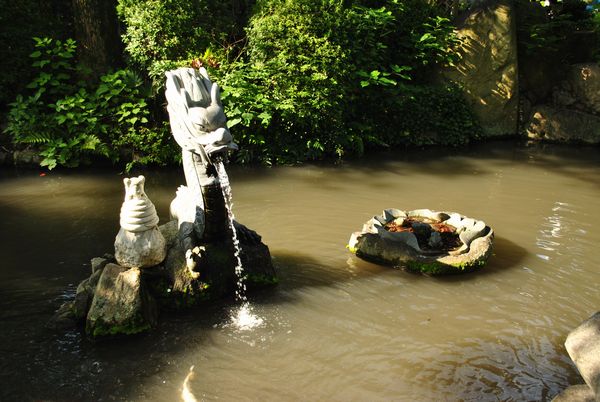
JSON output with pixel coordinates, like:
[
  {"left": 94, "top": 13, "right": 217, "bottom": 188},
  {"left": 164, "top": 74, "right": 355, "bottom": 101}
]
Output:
[{"left": 165, "top": 67, "right": 259, "bottom": 271}]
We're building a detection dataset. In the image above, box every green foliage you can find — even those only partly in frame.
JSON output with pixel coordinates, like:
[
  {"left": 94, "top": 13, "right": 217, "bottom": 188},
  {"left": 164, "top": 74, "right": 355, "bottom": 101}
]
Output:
[
  {"left": 378, "top": 84, "right": 482, "bottom": 147},
  {"left": 114, "top": 0, "right": 473, "bottom": 165},
  {"left": 351, "top": 0, "right": 461, "bottom": 75},
  {"left": 4, "top": 38, "right": 106, "bottom": 169},
  {"left": 0, "top": 0, "right": 72, "bottom": 110},
  {"left": 116, "top": 0, "right": 251, "bottom": 74},
  {"left": 413, "top": 15, "right": 463, "bottom": 67},
  {"left": 211, "top": 0, "right": 474, "bottom": 164},
  {"left": 4, "top": 38, "right": 174, "bottom": 170},
  {"left": 220, "top": 0, "right": 351, "bottom": 164},
  {"left": 517, "top": 0, "right": 600, "bottom": 63},
  {"left": 94, "top": 69, "right": 178, "bottom": 170},
  {"left": 116, "top": 0, "right": 210, "bottom": 69},
  {"left": 5, "top": 0, "right": 478, "bottom": 170},
  {"left": 404, "top": 258, "right": 487, "bottom": 275}
]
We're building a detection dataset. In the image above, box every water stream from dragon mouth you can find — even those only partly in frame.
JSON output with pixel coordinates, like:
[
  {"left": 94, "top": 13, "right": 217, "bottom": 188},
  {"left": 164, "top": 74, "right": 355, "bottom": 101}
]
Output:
[{"left": 214, "top": 159, "right": 264, "bottom": 331}]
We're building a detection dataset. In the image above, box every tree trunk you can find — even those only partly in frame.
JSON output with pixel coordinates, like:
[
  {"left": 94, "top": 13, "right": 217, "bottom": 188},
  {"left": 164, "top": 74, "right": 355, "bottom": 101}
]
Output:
[{"left": 71, "top": 0, "right": 122, "bottom": 78}]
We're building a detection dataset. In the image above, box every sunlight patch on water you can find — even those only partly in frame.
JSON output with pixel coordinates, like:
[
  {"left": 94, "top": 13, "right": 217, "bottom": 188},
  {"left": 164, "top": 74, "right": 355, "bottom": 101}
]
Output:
[{"left": 181, "top": 365, "right": 198, "bottom": 402}]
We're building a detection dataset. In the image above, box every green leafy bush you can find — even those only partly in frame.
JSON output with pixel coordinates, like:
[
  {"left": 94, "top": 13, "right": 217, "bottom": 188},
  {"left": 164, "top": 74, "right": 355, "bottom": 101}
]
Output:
[
  {"left": 116, "top": 0, "right": 210, "bottom": 69},
  {"left": 113, "top": 0, "right": 476, "bottom": 165},
  {"left": 212, "top": 0, "right": 473, "bottom": 164},
  {"left": 3, "top": 1, "right": 477, "bottom": 170},
  {"left": 517, "top": 0, "right": 600, "bottom": 63},
  {"left": 3, "top": 38, "right": 107, "bottom": 169},
  {"left": 0, "top": 0, "right": 72, "bottom": 110},
  {"left": 4, "top": 37, "right": 174, "bottom": 170},
  {"left": 116, "top": 0, "right": 252, "bottom": 90},
  {"left": 380, "top": 83, "right": 481, "bottom": 147},
  {"left": 223, "top": 0, "right": 352, "bottom": 163}
]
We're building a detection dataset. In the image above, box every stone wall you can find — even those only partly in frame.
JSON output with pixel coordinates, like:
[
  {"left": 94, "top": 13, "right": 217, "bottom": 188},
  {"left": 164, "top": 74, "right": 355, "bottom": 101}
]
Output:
[
  {"left": 525, "top": 64, "right": 600, "bottom": 144},
  {"left": 442, "top": 0, "right": 519, "bottom": 138},
  {"left": 442, "top": 1, "right": 600, "bottom": 145}
]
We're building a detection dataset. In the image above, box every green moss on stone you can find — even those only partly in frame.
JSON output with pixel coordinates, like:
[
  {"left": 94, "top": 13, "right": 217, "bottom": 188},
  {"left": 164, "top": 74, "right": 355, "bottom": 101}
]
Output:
[
  {"left": 404, "top": 259, "right": 487, "bottom": 275},
  {"left": 92, "top": 321, "right": 152, "bottom": 337},
  {"left": 169, "top": 280, "right": 212, "bottom": 310},
  {"left": 89, "top": 312, "right": 152, "bottom": 337},
  {"left": 245, "top": 273, "right": 279, "bottom": 287}
]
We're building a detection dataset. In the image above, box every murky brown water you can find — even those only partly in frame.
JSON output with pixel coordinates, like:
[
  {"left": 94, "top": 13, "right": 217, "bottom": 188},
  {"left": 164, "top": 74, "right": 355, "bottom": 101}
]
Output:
[{"left": 1, "top": 141, "right": 599, "bottom": 401}]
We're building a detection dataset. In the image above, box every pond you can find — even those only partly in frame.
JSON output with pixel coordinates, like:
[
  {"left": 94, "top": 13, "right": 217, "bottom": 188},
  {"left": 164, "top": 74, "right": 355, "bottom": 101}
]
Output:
[{"left": 1, "top": 141, "right": 599, "bottom": 401}]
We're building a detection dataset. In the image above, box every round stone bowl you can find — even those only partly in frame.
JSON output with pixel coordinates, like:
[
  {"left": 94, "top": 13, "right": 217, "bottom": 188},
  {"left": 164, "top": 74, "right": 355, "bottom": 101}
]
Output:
[{"left": 348, "top": 208, "right": 494, "bottom": 275}]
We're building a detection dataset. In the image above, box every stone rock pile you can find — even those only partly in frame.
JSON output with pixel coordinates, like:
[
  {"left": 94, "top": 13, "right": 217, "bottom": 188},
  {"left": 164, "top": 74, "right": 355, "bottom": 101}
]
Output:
[{"left": 52, "top": 176, "right": 276, "bottom": 337}]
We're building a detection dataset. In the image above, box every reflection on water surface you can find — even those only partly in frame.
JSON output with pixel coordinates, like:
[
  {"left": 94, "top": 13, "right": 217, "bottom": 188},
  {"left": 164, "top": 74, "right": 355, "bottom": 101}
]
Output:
[{"left": 1, "top": 141, "right": 599, "bottom": 401}]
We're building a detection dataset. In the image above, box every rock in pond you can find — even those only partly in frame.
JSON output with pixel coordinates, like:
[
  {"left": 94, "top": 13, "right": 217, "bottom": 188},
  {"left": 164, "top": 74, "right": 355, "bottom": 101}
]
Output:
[
  {"left": 551, "top": 384, "right": 595, "bottom": 402},
  {"left": 565, "top": 312, "right": 600, "bottom": 399},
  {"left": 348, "top": 209, "right": 494, "bottom": 275},
  {"left": 86, "top": 263, "right": 157, "bottom": 337}
]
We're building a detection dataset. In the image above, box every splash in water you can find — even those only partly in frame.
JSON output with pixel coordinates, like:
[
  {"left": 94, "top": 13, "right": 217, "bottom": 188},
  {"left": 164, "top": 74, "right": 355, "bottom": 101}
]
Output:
[
  {"left": 230, "top": 302, "right": 264, "bottom": 331},
  {"left": 214, "top": 159, "right": 263, "bottom": 330}
]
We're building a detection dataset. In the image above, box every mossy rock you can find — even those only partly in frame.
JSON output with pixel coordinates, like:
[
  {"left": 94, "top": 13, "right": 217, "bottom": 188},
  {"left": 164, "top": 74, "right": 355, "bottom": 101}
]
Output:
[
  {"left": 157, "top": 220, "right": 277, "bottom": 306},
  {"left": 351, "top": 231, "right": 493, "bottom": 275},
  {"left": 85, "top": 264, "right": 158, "bottom": 337}
]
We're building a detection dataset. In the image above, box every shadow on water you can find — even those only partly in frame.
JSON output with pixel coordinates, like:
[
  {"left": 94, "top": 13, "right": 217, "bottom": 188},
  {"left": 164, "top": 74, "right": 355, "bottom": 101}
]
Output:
[
  {"left": 1, "top": 299, "right": 253, "bottom": 400},
  {"left": 431, "top": 235, "right": 528, "bottom": 284},
  {"left": 268, "top": 233, "right": 529, "bottom": 295},
  {"left": 223, "top": 141, "right": 600, "bottom": 191},
  {"left": 266, "top": 236, "right": 527, "bottom": 294},
  {"left": 0, "top": 254, "right": 341, "bottom": 400}
]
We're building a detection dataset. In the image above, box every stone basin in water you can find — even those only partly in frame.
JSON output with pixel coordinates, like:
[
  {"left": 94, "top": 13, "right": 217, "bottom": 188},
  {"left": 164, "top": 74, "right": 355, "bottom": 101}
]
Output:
[{"left": 348, "top": 208, "right": 494, "bottom": 274}]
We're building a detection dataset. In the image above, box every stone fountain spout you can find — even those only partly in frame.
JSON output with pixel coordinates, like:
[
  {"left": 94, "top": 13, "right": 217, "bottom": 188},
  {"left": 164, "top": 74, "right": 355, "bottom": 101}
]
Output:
[
  {"left": 51, "top": 67, "right": 276, "bottom": 338},
  {"left": 165, "top": 67, "right": 237, "bottom": 250}
]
